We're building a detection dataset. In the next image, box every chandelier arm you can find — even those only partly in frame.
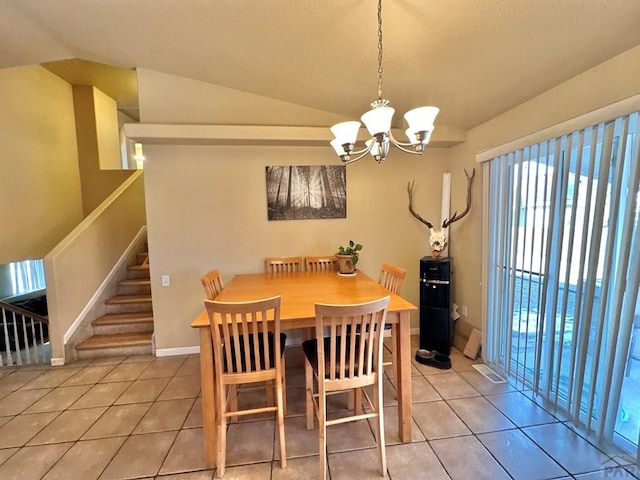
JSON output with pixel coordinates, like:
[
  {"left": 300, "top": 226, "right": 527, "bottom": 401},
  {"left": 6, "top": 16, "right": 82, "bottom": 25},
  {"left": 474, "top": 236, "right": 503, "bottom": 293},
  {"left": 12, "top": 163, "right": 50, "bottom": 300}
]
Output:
[
  {"left": 391, "top": 142, "right": 423, "bottom": 155},
  {"left": 388, "top": 131, "right": 418, "bottom": 148},
  {"left": 388, "top": 131, "right": 423, "bottom": 155},
  {"left": 342, "top": 142, "right": 375, "bottom": 164}
]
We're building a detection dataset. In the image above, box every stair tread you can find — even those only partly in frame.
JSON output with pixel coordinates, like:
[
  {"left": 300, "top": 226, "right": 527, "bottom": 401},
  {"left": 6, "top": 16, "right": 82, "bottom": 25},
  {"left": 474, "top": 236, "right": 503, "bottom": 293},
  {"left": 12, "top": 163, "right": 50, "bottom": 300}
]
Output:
[
  {"left": 119, "top": 278, "right": 151, "bottom": 286},
  {"left": 128, "top": 265, "right": 150, "bottom": 271},
  {"left": 93, "top": 312, "right": 154, "bottom": 326},
  {"left": 77, "top": 332, "right": 152, "bottom": 350},
  {"left": 106, "top": 295, "right": 152, "bottom": 304}
]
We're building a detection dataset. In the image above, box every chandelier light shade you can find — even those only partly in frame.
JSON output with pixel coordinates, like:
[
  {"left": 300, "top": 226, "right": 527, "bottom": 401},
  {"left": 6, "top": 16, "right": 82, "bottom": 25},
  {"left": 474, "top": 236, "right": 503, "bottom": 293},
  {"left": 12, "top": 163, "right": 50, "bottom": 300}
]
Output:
[
  {"left": 330, "top": 0, "right": 439, "bottom": 164},
  {"left": 361, "top": 106, "right": 395, "bottom": 137}
]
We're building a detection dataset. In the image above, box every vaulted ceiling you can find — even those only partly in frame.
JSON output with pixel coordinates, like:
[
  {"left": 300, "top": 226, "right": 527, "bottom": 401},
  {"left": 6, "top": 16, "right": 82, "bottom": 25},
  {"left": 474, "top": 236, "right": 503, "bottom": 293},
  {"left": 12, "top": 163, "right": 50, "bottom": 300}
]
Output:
[{"left": 2, "top": 0, "right": 640, "bottom": 130}]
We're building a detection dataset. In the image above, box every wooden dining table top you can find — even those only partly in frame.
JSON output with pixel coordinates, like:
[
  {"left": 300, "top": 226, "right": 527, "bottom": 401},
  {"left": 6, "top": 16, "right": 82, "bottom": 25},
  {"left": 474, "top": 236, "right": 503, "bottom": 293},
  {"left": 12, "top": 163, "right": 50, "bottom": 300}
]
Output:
[{"left": 191, "top": 270, "right": 416, "bottom": 328}]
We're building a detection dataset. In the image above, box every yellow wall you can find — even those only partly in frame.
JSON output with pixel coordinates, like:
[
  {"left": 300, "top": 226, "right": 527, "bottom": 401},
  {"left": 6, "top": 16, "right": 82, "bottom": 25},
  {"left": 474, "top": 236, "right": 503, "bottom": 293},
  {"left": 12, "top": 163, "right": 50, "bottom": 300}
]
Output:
[
  {"left": 448, "top": 45, "right": 640, "bottom": 340},
  {"left": 73, "top": 86, "right": 134, "bottom": 215},
  {"left": 0, "top": 65, "right": 84, "bottom": 264}
]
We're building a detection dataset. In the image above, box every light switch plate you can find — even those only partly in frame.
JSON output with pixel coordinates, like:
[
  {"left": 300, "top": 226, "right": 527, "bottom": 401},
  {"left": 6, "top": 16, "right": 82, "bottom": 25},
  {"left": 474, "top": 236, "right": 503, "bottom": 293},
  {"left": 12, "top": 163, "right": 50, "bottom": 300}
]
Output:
[{"left": 161, "top": 275, "right": 170, "bottom": 287}]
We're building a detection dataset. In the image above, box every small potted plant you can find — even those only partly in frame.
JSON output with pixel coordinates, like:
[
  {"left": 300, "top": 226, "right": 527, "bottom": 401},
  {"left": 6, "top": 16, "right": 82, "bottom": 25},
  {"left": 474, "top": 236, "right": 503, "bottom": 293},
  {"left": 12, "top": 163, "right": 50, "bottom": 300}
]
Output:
[{"left": 336, "top": 240, "right": 363, "bottom": 275}]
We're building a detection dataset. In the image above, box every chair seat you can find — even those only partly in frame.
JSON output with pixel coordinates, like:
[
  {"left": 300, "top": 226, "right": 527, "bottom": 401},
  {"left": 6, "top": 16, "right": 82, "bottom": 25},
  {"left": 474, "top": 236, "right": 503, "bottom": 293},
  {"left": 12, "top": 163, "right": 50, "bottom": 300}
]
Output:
[
  {"left": 303, "top": 336, "right": 365, "bottom": 377},
  {"left": 225, "top": 332, "right": 287, "bottom": 373}
]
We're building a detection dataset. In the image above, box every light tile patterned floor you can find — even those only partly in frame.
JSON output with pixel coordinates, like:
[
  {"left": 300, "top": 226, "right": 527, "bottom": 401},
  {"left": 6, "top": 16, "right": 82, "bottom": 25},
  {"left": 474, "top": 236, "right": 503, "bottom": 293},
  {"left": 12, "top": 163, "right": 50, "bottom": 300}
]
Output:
[{"left": 0, "top": 336, "right": 637, "bottom": 480}]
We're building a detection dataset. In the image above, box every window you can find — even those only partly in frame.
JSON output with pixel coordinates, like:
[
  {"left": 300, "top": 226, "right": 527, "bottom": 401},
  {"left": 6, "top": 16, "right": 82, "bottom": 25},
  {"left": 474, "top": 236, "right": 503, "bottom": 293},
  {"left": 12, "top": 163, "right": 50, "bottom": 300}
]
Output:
[{"left": 485, "top": 112, "right": 640, "bottom": 455}]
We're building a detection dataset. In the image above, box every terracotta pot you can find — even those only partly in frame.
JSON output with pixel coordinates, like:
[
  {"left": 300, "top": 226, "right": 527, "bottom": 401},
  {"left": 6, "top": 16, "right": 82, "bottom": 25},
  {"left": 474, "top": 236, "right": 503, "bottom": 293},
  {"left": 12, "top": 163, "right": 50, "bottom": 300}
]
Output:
[{"left": 335, "top": 254, "right": 356, "bottom": 274}]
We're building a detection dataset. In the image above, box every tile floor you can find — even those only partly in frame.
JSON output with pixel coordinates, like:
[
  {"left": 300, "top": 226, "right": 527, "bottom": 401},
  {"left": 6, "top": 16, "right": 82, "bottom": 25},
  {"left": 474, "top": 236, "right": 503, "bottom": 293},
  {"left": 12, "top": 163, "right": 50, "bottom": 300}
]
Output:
[{"left": 0, "top": 336, "right": 637, "bottom": 480}]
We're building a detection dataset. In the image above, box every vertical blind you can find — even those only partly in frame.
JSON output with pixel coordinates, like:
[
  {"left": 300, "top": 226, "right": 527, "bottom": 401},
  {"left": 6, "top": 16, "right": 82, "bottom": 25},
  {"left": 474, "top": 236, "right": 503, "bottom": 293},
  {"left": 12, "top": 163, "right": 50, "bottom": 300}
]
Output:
[{"left": 484, "top": 111, "right": 640, "bottom": 454}]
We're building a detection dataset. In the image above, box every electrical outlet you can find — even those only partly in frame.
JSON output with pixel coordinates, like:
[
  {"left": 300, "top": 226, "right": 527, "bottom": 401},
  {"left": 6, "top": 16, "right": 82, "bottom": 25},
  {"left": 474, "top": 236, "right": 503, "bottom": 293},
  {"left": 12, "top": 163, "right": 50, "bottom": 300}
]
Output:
[
  {"left": 161, "top": 275, "right": 170, "bottom": 287},
  {"left": 460, "top": 305, "right": 468, "bottom": 317}
]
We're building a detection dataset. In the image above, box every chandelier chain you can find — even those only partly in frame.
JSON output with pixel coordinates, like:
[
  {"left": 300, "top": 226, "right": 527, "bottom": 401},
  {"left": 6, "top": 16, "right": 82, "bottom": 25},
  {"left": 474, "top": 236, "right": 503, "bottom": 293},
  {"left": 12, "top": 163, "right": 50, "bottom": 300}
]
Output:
[
  {"left": 329, "top": 0, "right": 439, "bottom": 164},
  {"left": 377, "top": 0, "right": 384, "bottom": 101}
]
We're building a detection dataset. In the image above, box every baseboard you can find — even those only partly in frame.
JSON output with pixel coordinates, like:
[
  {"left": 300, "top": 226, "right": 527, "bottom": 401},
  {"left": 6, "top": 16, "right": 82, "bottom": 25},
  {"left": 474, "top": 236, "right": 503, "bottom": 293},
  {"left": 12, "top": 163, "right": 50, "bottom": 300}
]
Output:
[
  {"left": 50, "top": 357, "right": 65, "bottom": 366},
  {"left": 156, "top": 346, "right": 200, "bottom": 357},
  {"left": 63, "top": 226, "right": 147, "bottom": 344}
]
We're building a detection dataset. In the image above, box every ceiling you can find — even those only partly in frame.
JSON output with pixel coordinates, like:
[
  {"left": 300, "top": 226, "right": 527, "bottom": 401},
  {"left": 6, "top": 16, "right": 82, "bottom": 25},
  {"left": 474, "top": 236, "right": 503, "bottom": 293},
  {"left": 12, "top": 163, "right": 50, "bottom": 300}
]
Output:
[{"left": 2, "top": 0, "right": 640, "bottom": 131}]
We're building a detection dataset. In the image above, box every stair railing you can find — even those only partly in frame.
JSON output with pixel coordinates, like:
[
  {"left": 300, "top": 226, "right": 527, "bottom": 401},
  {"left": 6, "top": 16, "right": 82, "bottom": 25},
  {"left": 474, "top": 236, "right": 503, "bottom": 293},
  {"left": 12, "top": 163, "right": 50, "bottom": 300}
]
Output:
[{"left": 0, "top": 301, "right": 49, "bottom": 366}]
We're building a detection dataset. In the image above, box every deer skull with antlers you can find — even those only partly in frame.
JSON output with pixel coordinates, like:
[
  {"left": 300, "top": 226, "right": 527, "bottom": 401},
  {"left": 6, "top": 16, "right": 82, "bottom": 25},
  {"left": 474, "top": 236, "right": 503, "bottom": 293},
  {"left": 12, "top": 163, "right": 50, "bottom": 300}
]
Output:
[{"left": 407, "top": 168, "right": 475, "bottom": 256}]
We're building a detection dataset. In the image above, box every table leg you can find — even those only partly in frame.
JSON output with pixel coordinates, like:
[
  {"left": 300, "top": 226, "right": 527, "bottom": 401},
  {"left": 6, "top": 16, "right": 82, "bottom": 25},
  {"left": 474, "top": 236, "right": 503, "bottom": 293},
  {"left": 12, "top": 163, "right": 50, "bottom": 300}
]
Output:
[
  {"left": 199, "top": 328, "right": 216, "bottom": 467},
  {"left": 395, "top": 311, "right": 412, "bottom": 441}
]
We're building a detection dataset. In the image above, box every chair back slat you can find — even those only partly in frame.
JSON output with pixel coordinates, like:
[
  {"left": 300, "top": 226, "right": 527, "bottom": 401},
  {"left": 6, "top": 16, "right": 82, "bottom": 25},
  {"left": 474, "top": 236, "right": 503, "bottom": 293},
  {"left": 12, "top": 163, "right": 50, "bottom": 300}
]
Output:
[
  {"left": 201, "top": 269, "right": 224, "bottom": 300},
  {"left": 378, "top": 263, "right": 406, "bottom": 295},
  {"left": 266, "top": 257, "right": 303, "bottom": 273},
  {"left": 205, "top": 296, "right": 281, "bottom": 376},
  {"left": 315, "top": 297, "right": 389, "bottom": 386},
  {"left": 259, "top": 310, "right": 272, "bottom": 369},
  {"left": 305, "top": 256, "right": 338, "bottom": 272}
]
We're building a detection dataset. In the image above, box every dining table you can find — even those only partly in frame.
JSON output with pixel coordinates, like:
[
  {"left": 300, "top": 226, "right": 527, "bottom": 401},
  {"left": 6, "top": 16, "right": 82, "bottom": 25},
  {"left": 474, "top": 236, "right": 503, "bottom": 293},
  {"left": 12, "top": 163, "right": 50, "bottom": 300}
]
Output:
[{"left": 190, "top": 269, "right": 417, "bottom": 467}]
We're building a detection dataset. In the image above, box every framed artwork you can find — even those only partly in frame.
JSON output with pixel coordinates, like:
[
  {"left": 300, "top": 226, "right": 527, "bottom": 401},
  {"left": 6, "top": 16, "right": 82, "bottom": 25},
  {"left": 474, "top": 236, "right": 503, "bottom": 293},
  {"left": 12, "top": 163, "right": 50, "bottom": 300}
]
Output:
[{"left": 266, "top": 165, "right": 346, "bottom": 221}]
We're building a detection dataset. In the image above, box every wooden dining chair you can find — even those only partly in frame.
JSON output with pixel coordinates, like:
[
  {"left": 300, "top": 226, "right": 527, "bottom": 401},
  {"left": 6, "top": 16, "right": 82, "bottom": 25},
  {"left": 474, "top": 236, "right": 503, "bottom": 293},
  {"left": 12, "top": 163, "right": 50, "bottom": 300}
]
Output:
[
  {"left": 201, "top": 269, "right": 249, "bottom": 419},
  {"left": 305, "top": 256, "right": 338, "bottom": 272},
  {"left": 204, "top": 296, "right": 287, "bottom": 478},
  {"left": 378, "top": 263, "right": 407, "bottom": 377},
  {"left": 378, "top": 263, "right": 406, "bottom": 295},
  {"left": 265, "top": 256, "right": 303, "bottom": 273},
  {"left": 303, "top": 296, "right": 390, "bottom": 480},
  {"left": 201, "top": 269, "right": 224, "bottom": 300}
]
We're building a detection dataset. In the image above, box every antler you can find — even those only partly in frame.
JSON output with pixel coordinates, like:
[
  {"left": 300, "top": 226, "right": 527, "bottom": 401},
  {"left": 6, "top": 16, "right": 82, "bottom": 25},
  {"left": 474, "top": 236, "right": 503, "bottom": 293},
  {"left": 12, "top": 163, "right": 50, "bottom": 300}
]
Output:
[
  {"left": 407, "top": 179, "right": 433, "bottom": 229},
  {"left": 442, "top": 168, "right": 475, "bottom": 228}
]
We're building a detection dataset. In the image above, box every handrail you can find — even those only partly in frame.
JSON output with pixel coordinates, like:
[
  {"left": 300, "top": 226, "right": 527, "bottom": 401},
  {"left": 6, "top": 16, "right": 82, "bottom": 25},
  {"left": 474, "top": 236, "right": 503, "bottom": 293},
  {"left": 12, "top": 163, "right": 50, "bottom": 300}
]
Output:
[{"left": 0, "top": 300, "right": 48, "bottom": 324}]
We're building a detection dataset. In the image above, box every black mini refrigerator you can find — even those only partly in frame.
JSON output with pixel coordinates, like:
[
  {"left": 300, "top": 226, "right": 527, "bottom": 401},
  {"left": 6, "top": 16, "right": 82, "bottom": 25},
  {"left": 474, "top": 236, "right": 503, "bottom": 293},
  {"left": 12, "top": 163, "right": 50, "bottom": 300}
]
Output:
[{"left": 419, "top": 256, "right": 453, "bottom": 355}]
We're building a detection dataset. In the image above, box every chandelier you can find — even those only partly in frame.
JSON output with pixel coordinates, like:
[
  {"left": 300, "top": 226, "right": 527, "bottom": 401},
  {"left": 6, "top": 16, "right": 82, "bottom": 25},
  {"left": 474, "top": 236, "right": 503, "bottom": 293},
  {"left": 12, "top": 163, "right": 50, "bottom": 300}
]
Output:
[{"left": 330, "top": 0, "right": 439, "bottom": 164}]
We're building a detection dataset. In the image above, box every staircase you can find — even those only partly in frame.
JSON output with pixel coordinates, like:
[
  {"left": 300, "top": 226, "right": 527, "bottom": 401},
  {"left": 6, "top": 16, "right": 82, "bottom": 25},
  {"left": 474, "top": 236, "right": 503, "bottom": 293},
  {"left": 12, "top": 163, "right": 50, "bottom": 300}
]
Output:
[{"left": 76, "top": 251, "right": 153, "bottom": 359}]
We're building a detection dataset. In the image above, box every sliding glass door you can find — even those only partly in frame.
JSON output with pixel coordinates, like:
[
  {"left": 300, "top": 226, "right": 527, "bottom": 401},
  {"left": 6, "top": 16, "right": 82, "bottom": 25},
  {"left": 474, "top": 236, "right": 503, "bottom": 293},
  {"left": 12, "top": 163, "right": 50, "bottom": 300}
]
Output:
[{"left": 485, "top": 112, "right": 640, "bottom": 455}]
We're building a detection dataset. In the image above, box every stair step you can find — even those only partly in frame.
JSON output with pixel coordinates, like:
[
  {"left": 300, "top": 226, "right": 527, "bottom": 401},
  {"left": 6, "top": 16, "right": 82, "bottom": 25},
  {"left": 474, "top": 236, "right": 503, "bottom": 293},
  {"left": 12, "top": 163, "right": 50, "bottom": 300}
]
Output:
[
  {"left": 127, "top": 264, "right": 150, "bottom": 279},
  {"left": 119, "top": 278, "right": 151, "bottom": 287},
  {"left": 77, "top": 332, "right": 152, "bottom": 350},
  {"left": 92, "top": 312, "right": 154, "bottom": 335},
  {"left": 118, "top": 278, "right": 151, "bottom": 295},
  {"left": 106, "top": 294, "right": 152, "bottom": 305},
  {"left": 93, "top": 312, "right": 153, "bottom": 326},
  {"left": 136, "top": 252, "right": 150, "bottom": 265},
  {"left": 76, "top": 333, "right": 153, "bottom": 359}
]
